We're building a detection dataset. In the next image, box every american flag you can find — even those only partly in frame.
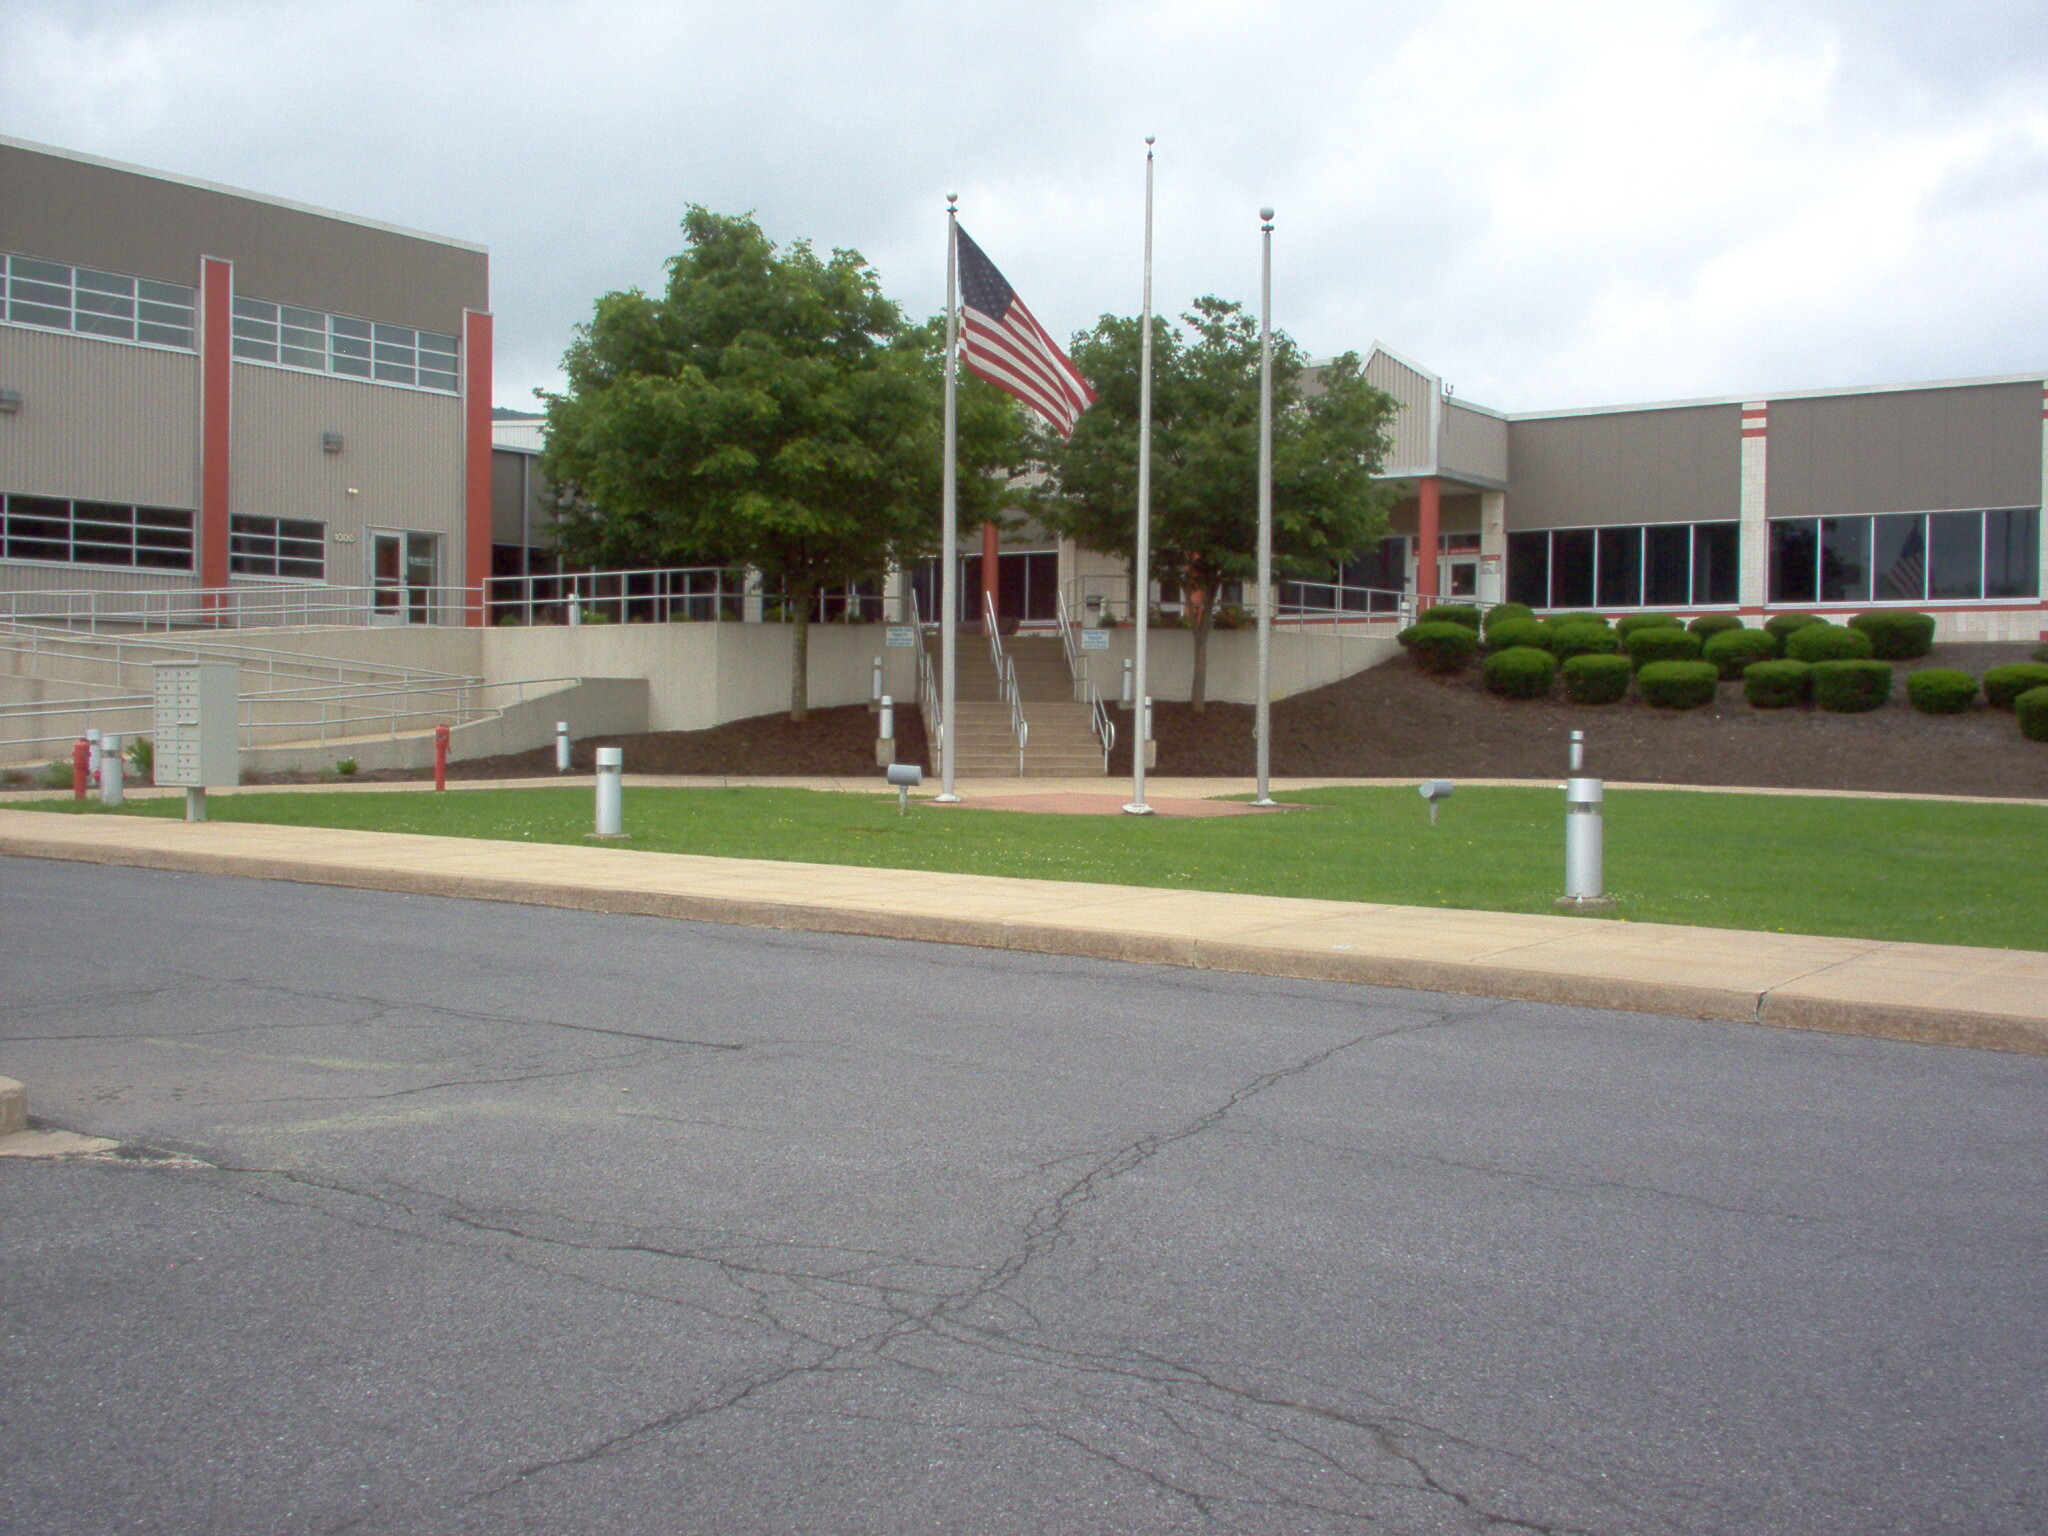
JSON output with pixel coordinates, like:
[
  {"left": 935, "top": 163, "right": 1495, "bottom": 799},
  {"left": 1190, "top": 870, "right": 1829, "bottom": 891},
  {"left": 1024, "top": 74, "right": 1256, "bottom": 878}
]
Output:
[{"left": 955, "top": 225, "right": 1096, "bottom": 437}]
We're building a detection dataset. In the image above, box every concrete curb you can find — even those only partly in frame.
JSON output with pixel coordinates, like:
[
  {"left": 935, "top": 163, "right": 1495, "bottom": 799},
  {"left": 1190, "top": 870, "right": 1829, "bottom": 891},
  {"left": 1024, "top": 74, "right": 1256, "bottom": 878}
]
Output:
[{"left": 3, "top": 822, "right": 2044, "bottom": 1057}]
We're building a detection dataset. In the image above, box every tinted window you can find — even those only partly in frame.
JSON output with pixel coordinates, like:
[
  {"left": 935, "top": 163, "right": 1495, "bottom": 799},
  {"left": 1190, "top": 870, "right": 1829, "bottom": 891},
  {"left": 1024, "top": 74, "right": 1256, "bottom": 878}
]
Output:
[
  {"left": 1550, "top": 529, "right": 1594, "bottom": 608},
  {"left": 1927, "top": 511, "right": 1981, "bottom": 600},
  {"left": 1819, "top": 516, "right": 1871, "bottom": 603},
  {"left": 1506, "top": 531, "right": 1549, "bottom": 608},
  {"left": 1769, "top": 519, "right": 1818, "bottom": 604},
  {"left": 1596, "top": 525, "right": 1641, "bottom": 609},
  {"left": 1984, "top": 509, "right": 2039, "bottom": 598}
]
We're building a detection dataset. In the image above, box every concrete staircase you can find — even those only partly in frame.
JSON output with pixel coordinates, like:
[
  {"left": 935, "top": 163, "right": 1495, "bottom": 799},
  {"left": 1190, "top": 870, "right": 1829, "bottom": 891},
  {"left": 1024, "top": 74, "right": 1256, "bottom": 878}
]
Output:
[{"left": 929, "top": 634, "right": 1107, "bottom": 778}]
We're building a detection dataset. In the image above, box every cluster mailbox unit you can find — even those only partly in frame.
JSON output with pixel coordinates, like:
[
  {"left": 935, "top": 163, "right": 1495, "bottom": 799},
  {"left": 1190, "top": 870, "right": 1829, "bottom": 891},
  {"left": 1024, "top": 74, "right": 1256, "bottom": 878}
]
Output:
[{"left": 152, "top": 661, "right": 238, "bottom": 819}]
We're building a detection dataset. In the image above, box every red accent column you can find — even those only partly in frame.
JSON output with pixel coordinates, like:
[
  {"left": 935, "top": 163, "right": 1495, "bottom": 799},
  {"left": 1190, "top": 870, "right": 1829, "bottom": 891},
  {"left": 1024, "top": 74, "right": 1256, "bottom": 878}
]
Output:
[
  {"left": 198, "top": 257, "right": 233, "bottom": 599},
  {"left": 980, "top": 520, "right": 1000, "bottom": 629},
  {"left": 462, "top": 310, "right": 494, "bottom": 626},
  {"left": 1416, "top": 476, "right": 1441, "bottom": 602}
]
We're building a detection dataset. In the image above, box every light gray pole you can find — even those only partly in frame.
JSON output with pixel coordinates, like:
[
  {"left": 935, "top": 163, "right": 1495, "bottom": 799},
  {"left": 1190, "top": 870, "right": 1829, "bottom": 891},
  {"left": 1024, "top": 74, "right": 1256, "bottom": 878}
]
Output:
[
  {"left": 1124, "top": 138, "right": 1157, "bottom": 816},
  {"left": 937, "top": 195, "right": 962, "bottom": 802},
  {"left": 1254, "top": 206, "right": 1277, "bottom": 806}
]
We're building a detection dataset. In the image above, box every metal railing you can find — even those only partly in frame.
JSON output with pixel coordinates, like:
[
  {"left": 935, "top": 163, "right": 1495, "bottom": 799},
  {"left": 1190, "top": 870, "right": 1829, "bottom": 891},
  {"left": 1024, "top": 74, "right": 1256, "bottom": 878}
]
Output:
[
  {"left": 909, "top": 587, "right": 944, "bottom": 772},
  {"left": 1054, "top": 588, "right": 1115, "bottom": 773},
  {"left": 0, "top": 570, "right": 895, "bottom": 633},
  {"left": 983, "top": 591, "right": 1028, "bottom": 776}
]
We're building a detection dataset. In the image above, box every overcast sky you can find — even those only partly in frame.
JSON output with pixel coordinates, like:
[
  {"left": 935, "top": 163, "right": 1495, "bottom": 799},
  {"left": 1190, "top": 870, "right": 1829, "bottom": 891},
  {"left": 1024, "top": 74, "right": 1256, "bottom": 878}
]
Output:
[{"left": 6, "top": 1, "right": 2047, "bottom": 414}]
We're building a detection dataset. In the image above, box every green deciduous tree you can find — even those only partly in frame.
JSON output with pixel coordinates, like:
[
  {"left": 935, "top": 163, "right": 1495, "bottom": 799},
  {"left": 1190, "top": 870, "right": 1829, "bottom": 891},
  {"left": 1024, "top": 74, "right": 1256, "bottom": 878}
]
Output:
[
  {"left": 540, "top": 208, "right": 1025, "bottom": 718},
  {"left": 1038, "top": 298, "right": 1398, "bottom": 710}
]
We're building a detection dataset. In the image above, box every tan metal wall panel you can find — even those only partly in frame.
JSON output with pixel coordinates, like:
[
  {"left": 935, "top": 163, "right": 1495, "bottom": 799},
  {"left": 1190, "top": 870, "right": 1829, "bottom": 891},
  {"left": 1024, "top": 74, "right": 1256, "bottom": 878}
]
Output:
[
  {"left": 1506, "top": 404, "right": 1740, "bottom": 528},
  {"left": 1766, "top": 383, "right": 2041, "bottom": 517},
  {"left": 1441, "top": 402, "right": 1506, "bottom": 486},
  {"left": 0, "top": 562, "right": 196, "bottom": 594},
  {"left": 0, "top": 325, "right": 199, "bottom": 506},
  {"left": 231, "top": 363, "right": 463, "bottom": 584},
  {"left": 1, "top": 140, "right": 486, "bottom": 332},
  {"left": 1365, "top": 350, "right": 1436, "bottom": 473}
]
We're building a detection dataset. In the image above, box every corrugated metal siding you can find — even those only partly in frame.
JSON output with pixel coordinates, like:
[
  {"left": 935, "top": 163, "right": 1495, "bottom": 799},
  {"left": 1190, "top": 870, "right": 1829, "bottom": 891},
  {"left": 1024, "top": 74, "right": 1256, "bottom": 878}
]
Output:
[
  {"left": 1766, "top": 383, "right": 2041, "bottom": 518},
  {"left": 1506, "top": 405, "right": 1740, "bottom": 528},
  {"left": 0, "top": 562, "right": 196, "bottom": 594},
  {"left": 1365, "top": 349, "right": 1436, "bottom": 474},
  {"left": 232, "top": 362, "right": 463, "bottom": 584},
  {"left": 0, "top": 324, "right": 199, "bottom": 506},
  {"left": 1441, "top": 403, "right": 1507, "bottom": 486}
]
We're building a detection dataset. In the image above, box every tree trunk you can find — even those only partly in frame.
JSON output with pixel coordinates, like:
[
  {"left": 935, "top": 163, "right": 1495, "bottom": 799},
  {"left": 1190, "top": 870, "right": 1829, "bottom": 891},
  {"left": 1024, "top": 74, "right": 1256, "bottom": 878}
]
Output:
[
  {"left": 1189, "top": 582, "right": 1218, "bottom": 714},
  {"left": 789, "top": 584, "right": 814, "bottom": 721}
]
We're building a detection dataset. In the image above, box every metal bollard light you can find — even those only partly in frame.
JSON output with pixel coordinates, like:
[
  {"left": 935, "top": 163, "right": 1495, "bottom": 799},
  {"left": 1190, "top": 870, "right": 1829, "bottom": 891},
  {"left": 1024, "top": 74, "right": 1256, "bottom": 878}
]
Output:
[
  {"left": 876, "top": 694, "right": 895, "bottom": 767},
  {"left": 99, "top": 733, "right": 124, "bottom": 807},
  {"left": 1569, "top": 729, "right": 1585, "bottom": 773},
  {"left": 886, "top": 761, "right": 922, "bottom": 816},
  {"left": 555, "top": 721, "right": 571, "bottom": 773},
  {"left": 1561, "top": 777, "right": 1609, "bottom": 907},
  {"left": 86, "top": 726, "right": 102, "bottom": 785},
  {"left": 871, "top": 656, "right": 884, "bottom": 710},
  {"left": 592, "top": 746, "right": 625, "bottom": 838},
  {"left": 1121, "top": 658, "right": 1135, "bottom": 709}
]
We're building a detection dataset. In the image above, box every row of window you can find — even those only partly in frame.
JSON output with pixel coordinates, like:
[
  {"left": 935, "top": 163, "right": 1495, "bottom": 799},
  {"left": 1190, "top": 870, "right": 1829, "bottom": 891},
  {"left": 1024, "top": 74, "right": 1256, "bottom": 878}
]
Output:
[
  {"left": 1768, "top": 509, "right": 2037, "bottom": 605},
  {"left": 0, "top": 497, "right": 329, "bottom": 580},
  {"left": 1509, "top": 522, "right": 1739, "bottom": 610},
  {"left": 1, "top": 495, "right": 195, "bottom": 569},
  {"left": 2, "top": 253, "right": 197, "bottom": 349},
  {"left": 231, "top": 298, "right": 458, "bottom": 391}
]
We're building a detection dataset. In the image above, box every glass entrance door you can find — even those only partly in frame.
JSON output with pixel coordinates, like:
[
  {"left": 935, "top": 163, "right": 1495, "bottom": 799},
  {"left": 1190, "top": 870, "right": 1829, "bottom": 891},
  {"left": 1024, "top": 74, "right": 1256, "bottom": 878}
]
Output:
[{"left": 369, "top": 532, "right": 438, "bottom": 624}]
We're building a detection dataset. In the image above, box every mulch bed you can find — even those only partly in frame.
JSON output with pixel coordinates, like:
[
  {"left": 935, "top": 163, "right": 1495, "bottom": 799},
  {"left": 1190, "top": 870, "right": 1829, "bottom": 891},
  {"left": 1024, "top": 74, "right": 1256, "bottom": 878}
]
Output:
[
  {"left": 240, "top": 643, "right": 2048, "bottom": 800},
  {"left": 1127, "top": 642, "right": 2048, "bottom": 798}
]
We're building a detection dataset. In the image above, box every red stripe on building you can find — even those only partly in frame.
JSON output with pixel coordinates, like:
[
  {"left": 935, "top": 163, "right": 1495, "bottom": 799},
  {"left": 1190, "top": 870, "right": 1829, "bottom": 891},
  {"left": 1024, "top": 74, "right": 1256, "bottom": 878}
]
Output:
[
  {"left": 198, "top": 256, "right": 233, "bottom": 595},
  {"left": 462, "top": 309, "right": 493, "bottom": 626}
]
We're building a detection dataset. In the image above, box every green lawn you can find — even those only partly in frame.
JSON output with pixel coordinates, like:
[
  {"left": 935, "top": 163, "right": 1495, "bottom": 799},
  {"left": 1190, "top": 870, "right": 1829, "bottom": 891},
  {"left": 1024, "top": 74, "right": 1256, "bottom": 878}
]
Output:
[{"left": 23, "top": 783, "right": 2048, "bottom": 951}]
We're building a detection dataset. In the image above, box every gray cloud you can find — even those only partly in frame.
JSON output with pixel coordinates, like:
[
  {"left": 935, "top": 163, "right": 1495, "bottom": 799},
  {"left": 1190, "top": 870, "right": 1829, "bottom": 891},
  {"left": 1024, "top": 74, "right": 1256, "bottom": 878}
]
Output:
[{"left": 5, "top": 0, "right": 2046, "bottom": 412}]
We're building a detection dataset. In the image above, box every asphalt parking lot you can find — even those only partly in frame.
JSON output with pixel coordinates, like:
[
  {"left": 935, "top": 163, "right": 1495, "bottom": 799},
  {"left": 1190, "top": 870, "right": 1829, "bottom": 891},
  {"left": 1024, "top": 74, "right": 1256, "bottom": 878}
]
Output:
[{"left": 3, "top": 856, "right": 2045, "bottom": 1534}]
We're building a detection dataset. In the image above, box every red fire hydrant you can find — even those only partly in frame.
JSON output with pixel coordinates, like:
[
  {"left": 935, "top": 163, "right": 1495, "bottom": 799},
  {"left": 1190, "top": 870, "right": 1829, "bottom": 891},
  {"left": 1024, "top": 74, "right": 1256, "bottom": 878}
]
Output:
[
  {"left": 72, "top": 737, "right": 90, "bottom": 801},
  {"left": 433, "top": 723, "right": 450, "bottom": 792}
]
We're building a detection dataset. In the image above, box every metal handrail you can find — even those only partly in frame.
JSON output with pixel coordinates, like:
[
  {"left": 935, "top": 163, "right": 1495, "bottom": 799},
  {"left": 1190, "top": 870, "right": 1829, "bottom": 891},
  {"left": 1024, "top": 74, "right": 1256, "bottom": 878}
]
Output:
[
  {"left": 983, "top": 591, "right": 1028, "bottom": 775},
  {"left": 909, "top": 587, "right": 943, "bottom": 772},
  {"left": 1055, "top": 587, "right": 1116, "bottom": 773}
]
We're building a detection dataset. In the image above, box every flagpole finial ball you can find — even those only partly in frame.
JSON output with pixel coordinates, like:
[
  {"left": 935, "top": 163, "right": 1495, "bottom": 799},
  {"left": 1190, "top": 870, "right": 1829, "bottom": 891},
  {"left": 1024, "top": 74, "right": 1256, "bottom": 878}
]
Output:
[
  {"left": 1145, "top": 135, "right": 1156, "bottom": 146},
  {"left": 946, "top": 192, "right": 957, "bottom": 205},
  {"left": 1260, "top": 206, "right": 1275, "bottom": 222}
]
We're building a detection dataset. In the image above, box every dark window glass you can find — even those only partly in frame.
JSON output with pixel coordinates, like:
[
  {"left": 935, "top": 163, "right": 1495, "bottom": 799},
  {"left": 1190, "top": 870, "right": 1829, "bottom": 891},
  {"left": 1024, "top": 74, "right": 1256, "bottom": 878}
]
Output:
[
  {"left": 1872, "top": 513, "right": 1925, "bottom": 601},
  {"left": 1769, "top": 519, "right": 1818, "bottom": 604},
  {"left": 1643, "top": 524, "right": 1690, "bottom": 607},
  {"left": 1595, "top": 525, "right": 1641, "bottom": 608},
  {"left": 1693, "top": 522, "right": 1738, "bottom": 605},
  {"left": 1928, "top": 510, "right": 1982, "bottom": 599},
  {"left": 1984, "top": 509, "right": 2039, "bottom": 598},
  {"left": 1819, "top": 516, "right": 1871, "bottom": 603},
  {"left": 1550, "top": 528, "right": 1594, "bottom": 608},
  {"left": 1507, "top": 531, "right": 1549, "bottom": 608}
]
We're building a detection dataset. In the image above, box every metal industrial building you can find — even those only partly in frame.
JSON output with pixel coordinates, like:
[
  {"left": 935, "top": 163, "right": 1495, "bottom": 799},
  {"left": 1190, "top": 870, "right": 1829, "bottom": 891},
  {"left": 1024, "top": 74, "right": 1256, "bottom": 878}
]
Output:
[{"left": 0, "top": 134, "right": 493, "bottom": 623}]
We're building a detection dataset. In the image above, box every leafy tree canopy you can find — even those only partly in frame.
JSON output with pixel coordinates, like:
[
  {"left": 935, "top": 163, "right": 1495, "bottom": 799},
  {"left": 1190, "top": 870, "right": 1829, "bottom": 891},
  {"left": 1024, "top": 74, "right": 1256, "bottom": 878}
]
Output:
[
  {"left": 1038, "top": 297, "right": 1398, "bottom": 708},
  {"left": 539, "top": 207, "right": 1026, "bottom": 716}
]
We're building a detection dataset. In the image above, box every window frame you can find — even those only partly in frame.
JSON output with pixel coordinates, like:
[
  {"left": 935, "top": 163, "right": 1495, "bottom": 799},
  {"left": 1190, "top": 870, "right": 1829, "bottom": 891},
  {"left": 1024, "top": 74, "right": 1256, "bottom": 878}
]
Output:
[
  {"left": 232, "top": 295, "right": 459, "bottom": 394},
  {"left": 228, "top": 514, "right": 328, "bottom": 583},
  {"left": 1, "top": 493, "right": 196, "bottom": 571},
  {"left": 1509, "top": 520, "right": 1740, "bottom": 611},
  {"left": 2, "top": 251, "right": 196, "bottom": 352},
  {"left": 1767, "top": 507, "right": 2038, "bottom": 606}
]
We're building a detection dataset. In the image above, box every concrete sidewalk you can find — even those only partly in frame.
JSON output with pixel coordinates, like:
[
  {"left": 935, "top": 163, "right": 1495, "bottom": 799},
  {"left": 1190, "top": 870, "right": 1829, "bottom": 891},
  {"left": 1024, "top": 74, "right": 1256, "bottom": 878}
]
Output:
[{"left": 5, "top": 807, "right": 2044, "bottom": 1056}]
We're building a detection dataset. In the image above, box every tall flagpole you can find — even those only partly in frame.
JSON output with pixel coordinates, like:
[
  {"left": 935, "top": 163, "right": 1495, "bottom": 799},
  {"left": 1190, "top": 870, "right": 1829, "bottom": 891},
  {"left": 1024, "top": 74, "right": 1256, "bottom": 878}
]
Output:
[
  {"left": 1253, "top": 205, "right": 1277, "bottom": 806},
  {"left": 936, "top": 193, "right": 962, "bottom": 802},
  {"left": 1124, "top": 137, "right": 1157, "bottom": 816}
]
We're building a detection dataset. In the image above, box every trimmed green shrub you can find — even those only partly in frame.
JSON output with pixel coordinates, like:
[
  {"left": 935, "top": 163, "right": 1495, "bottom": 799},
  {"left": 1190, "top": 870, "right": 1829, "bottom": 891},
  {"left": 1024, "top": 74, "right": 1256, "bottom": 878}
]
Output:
[
  {"left": 37, "top": 758, "right": 72, "bottom": 789},
  {"left": 1905, "top": 668, "right": 1978, "bottom": 715},
  {"left": 1481, "top": 602, "right": 1535, "bottom": 636},
  {"left": 1418, "top": 603, "right": 1482, "bottom": 630},
  {"left": 1482, "top": 646, "right": 1558, "bottom": 699},
  {"left": 2017, "top": 686, "right": 2048, "bottom": 743},
  {"left": 1637, "top": 660, "right": 1720, "bottom": 710},
  {"left": 1482, "top": 617, "right": 1546, "bottom": 654},
  {"left": 1744, "top": 659, "right": 1812, "bottom": 708},
  {"left": 1850, "top": 610, "right": 1936, "bottom": 660},
  {"left": 1615, "top": 612, "right": 1684, "bottom": 638},
  {"left": 1983, "top": 662, "right": 2048, "bottom": 710},
  {"left": 1784, "top": 622, "right": 1874, "bottom": 663},
  {"left": 1812, "top": 659, "right": 1893, "bottom": 713},
  {"left": 126, "top": 736, "right": 153, "bottom": 778},
  {"left": 1624, "top": 627, "right": 1704, "bottom": 668},
  {"left": 1765, "top": 612, "right": 1823, "bottom": 641},
  {"left": 1562, "top": 652, "right": 1633, "bottom": 705},
  {"left": 1702, "top": 626, "right": 1779, "bottom": 679},
  {"left": 1688, "top": 613, "right": 1744, "bottom": 640},
  {"left": 1547, "top": 622, "right": 1621, "bottom": 662},
  {"left": 1397, "top": 620, "right": 1479, "bottom": 673},
  {"left": 1552, "top": 611, "right": 1611, "bottom": 630}
]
